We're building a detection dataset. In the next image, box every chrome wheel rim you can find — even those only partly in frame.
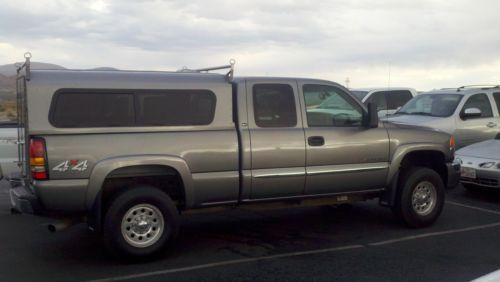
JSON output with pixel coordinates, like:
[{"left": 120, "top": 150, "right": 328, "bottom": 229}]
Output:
[
  {"left": 411, "top": 181, "right": 437, "bottom": 216},
  {"left": 121, "top": 204, "right": 164, "bottom": 248}
]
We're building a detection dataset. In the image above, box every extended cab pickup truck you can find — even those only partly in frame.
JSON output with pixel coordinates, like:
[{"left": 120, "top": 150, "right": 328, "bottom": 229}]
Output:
[{"left": 10, "top": 57, "right": 460, "bottom": 259}]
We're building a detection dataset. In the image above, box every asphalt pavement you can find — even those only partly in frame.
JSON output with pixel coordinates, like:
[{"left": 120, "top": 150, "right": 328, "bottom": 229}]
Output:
[{"left": 0, "top": 180, "right": 499, "bottom": 282}]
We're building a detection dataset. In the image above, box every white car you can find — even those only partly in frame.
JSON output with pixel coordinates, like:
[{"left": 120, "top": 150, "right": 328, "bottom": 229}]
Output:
[
  {"left": 351, "top": 88, "right": 417, "bottom": 117},
  {"left": 455, "top": 133, "right": 500, "bottom": 190}
]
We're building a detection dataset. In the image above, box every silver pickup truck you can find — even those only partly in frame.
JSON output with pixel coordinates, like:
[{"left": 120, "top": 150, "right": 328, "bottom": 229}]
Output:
[{"left": 10, "top": 57, "right": 460, "bottom": 260}]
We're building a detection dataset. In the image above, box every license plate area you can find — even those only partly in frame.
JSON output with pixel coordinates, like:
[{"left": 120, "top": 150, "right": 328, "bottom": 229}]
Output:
[{"left": 461, "top": 166, "right": 476, "bottom": 179}]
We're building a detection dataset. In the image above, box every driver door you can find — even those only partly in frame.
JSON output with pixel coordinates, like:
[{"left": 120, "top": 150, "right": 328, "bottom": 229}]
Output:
[{"left": 299, "top": 83, "right": 390, "bottom": 195}]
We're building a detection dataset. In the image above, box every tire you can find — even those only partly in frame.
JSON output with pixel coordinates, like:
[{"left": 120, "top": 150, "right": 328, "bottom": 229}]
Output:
[
  {"left": 103, "top": 186, "right": 179, "bottom": 260},
  {"left": 392, "top": 167, "right": 445, "bottom": 228}
]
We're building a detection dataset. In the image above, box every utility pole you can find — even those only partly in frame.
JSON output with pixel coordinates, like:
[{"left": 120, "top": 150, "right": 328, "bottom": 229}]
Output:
[{"left": 345, "top": 77, "right": 350, "bottom": 88}]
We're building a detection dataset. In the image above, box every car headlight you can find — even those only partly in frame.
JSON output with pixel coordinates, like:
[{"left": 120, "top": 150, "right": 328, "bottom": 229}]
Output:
[{"left": 479, "top": 162, "right": 496, "bottom": 168}]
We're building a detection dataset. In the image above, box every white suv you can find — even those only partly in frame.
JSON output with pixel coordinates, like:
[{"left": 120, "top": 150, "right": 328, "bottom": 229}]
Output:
[{"left": 351, "top": 88, "right": 417, "bottom": 117}]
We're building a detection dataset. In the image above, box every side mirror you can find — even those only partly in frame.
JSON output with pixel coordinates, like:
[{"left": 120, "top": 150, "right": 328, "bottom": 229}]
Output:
[
  {"left": 461, "top": 107, "right": 482, "bottom": 119},
  {"left": 363, "top": 102, "right": 379, "bottom": 128}
]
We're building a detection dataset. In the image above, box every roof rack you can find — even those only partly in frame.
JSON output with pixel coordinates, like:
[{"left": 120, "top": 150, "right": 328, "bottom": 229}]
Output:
[
  {"left": 15, "top": 52, "right": 32, "bottom": 81},
  {"left": 177, "top": 59, "right": 236, "bottom": 81},
  {"left": 457, "top": 84, "right": 499, "bottom": 91}
]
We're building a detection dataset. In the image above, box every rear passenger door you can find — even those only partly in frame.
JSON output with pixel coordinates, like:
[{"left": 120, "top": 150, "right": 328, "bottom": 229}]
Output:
[
  {"left": 300, "top": 83, "right": 390, "bottom": 195},
  {"left": 246, "top": 80, "right": 306, "bottom": 199}
]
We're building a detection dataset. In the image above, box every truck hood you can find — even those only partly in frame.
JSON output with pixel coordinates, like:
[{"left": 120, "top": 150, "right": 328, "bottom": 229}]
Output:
[
  {"left": 456, "top": 139, "right": 500, "bottom": 160},
  {"left": 384, "top": 114, "right": 452, "bottom": 134}
]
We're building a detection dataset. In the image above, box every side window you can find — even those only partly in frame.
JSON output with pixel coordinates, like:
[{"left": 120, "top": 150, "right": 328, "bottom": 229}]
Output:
[
  {"left": 50, "top": 92, "right": 135, "bottom": 127},
  {"left": 366, "top": 92, "right": 387, "bottom": 111},
  {"left": 387, "top": 90, "right": 413, "bottom": 109},
  {"left": 494, "top": 93, "right": 500, "bottom": 115},
  {"left": 50, "top": 89, "right": 216, "bottom": 128},
  {"left": 136, "top": 90, "right": 216, "bottom": 126},
  {"left": 303, "top": 84, "right": 363, "bottom": 127},
  {"left": 462, "top": 93, "right": 493, "bottom": 118},
  {"left": 253, "top": 84, "right": 297, "bottom": 128}
]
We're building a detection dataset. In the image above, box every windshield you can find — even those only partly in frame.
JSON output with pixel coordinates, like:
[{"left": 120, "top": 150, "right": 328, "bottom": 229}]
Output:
[
  {"left": 397, "top": 94, "right": 462, "bottom": 117},
  {"left": 351, "top": 90, "right": 369, "bottom": 101}
]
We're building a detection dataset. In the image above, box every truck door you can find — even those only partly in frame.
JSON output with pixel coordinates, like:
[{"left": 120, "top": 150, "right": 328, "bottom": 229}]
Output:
[
  {"left": 299, "top": 82, "right": 390, "bottom": 195},
  {"left": 246, "top": 80, "right": 306, "bottom": 199}
]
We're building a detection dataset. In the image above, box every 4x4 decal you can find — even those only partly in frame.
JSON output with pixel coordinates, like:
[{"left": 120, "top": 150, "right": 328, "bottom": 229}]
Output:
[{"left": 53, "top": 160, "right": 88, "bottom": 172}]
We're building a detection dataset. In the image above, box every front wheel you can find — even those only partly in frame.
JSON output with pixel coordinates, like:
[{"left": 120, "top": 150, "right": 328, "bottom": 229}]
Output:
[
  {"left": 103, "top": 186, "right": 180, "bottom": 260},
  {"left": 392, "top": 167, "right": 445, "bottom": 228}
]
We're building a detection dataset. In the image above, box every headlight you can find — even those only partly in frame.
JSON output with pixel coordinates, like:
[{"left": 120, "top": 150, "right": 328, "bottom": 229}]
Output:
[{"left": 479, "top": 162, "right": 496, "bottom": 168}]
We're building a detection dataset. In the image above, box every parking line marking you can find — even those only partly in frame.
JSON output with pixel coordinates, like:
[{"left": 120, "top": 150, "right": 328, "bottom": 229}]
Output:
[
  {"left": 88, "top": 201, "right": 500, "bottom": 281},
  {"left": 446, "top": 201, "right": 500, "bottom": 216},
  {"left": 87, "top": 245, "right": 364, "bottom": 282},
  {"left": 369, "top": 222, "right": 500, "bottom": 246}
]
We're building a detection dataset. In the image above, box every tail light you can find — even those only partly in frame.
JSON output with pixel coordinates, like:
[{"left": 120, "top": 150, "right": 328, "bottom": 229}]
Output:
[{"left": 30, "top": 138, "right": 48, "bottom": 180}]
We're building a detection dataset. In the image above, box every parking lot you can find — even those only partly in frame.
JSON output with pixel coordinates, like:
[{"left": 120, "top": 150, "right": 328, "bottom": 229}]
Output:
[{"left": 0, "top": 180, "right": 499, "bottom": 282}]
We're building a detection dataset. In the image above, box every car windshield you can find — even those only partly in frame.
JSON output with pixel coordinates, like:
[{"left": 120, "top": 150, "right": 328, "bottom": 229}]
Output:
[
  {"left": 351, "top": 90, "right": 369, "bottom": 101},
  {"left": 397, "top": 94, "right": 463, "bottom": 117}
]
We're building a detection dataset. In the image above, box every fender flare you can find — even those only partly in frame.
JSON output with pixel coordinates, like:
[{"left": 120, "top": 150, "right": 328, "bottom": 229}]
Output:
[
  {"left": 380, "top": 143, "right": 448, "bottom": 207},
  {"left": 85, "top": 154, "right": 194, "bottom": 210}
]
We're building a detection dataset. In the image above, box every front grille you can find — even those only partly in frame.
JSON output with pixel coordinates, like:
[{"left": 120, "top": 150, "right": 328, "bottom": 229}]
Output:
[{"left": 461, "top": 177, "right": 499, "bottom": 187}]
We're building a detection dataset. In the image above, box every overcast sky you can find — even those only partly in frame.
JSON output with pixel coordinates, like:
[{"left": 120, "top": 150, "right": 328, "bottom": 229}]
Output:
[{"left": 1, "top": 0, "right": 499, "bottom": 90}]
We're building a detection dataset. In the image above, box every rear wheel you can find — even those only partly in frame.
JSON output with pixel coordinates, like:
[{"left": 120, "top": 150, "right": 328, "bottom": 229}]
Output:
[
  {"left": 103, "top": 186, "right": 179, "bottom": 260},
  {"left": 393, "top": 167, "right": 445, "bottom": 228}
]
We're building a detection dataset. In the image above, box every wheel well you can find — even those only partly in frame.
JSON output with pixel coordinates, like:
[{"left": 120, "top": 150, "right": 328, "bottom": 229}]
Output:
[
  {"left": 399, "top": 150, "right": 447, "bottom": 186},
  {"left": 100, "top": 165, "right": 185, "bottom": 216}
]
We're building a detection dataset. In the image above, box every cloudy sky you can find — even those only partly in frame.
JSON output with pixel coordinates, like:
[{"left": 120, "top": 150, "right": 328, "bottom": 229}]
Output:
[{"left": 1, "top": 0, "right": 499, "bottom": 90}]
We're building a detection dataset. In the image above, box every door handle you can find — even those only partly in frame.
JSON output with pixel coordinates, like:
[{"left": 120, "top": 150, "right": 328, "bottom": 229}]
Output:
[
  {"left": 486, "top": 122, "right": 497, "bottom": 128},
  {"left": 308, "top": 136, "right": 325, "bottom": 146}
]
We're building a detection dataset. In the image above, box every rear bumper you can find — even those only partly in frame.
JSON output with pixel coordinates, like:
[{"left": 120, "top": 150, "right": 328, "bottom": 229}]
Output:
[
  {"left": 9, "top": 184, "right": 44, "bottom": 215},
  {"left": 446, "top": 161, "right": 461, "bottom": 189}
]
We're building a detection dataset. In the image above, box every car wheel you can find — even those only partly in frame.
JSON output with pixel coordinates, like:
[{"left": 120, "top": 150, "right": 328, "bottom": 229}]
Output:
[
  {"left": 392, "top": 167, "right": 445, "bottom": 228},
  {"left": 103, "top": 186, "right": 179, "bottom": 260}
]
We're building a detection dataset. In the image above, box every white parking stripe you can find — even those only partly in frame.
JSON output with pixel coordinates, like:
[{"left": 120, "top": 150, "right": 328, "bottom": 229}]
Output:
[
  {"left": 87, "top": 245, "right": 364, "bottom": 282},
  {"left": 87, "top": 201, "right": 500, "bottom": 282},
  {"left": 369, "top": 222, "right": 500, "bottom": 246},
  {"left": 446, "top": 201, "right": 500, "bottom": 216}
]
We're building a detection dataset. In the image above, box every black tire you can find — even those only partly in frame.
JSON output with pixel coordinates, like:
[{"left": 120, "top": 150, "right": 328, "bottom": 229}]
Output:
[
  {"left": 392, "top": 167, "right": 445, "bottom": 228},
  {"left": 103, "top": 186, "right": 179, "bottom": 260}
]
